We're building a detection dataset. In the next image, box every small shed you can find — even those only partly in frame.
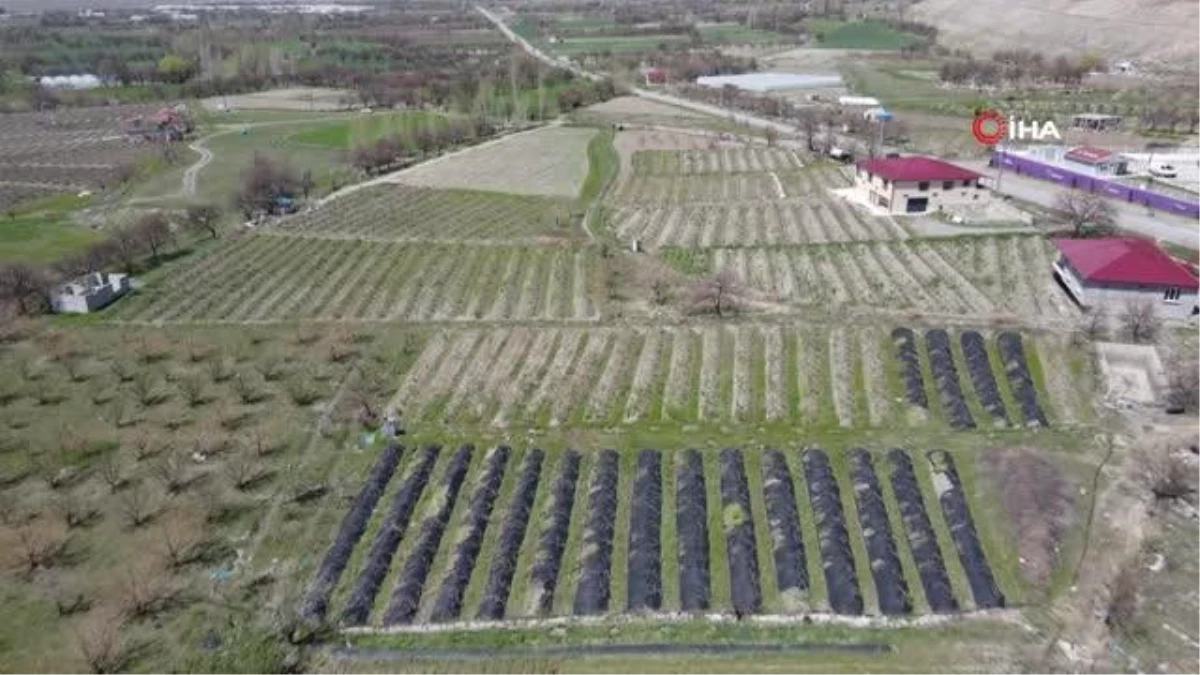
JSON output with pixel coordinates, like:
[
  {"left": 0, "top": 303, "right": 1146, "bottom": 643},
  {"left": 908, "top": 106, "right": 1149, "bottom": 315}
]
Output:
[
  {"left": 1063, "top": 146, "right": 1129, "bottom": 176},
  {"left": 51, "top": 272, "right": 130, "bottom": 314}
]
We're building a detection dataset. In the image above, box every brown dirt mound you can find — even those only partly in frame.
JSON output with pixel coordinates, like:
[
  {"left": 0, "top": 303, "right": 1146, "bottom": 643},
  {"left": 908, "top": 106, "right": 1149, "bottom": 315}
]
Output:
[{"left": 983, "top": 448, "right": 1076, "bottom": 588}]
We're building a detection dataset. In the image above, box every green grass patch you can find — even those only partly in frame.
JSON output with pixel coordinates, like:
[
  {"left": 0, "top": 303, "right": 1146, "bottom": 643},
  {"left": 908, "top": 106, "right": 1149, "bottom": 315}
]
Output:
[
  {"left": 0, "top": 192, "right": 101, "bottom": 264},
  {"left": 660, "top": 449, "right": 680, "bottom": 611},
  {"left": 578, "top": 126, "right": 618, "bottom": 207},
  {"left": 808, "top": 19, "right": 922, "bottom": 50},
  {"left": 609, "top": 447, "right": 636, "bottom": 612},
  {"left": 827, "top": 447, "right": 880, "bottom": 615},
  {"left": 659, "top": 247, "right": 712, "bottom": 276},
  {"left": 703, "top": 448, "right": 731, "bottom": 608},
  {"left": 743, "top": 447, "right": 780, "bottom": 612},
  {"left": 507, "top": 448, "right": 562, "bottom": 618}
]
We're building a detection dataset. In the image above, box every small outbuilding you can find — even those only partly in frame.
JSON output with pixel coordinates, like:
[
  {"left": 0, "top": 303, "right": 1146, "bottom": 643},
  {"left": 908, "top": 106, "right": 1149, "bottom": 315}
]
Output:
[
  {"left": 51, "top": 272, "right": 131, "bottom": 314},
  {"left": 854, "top": 156, "right": 989, "bottom": 215},
  {"left": 1052, "top": 237, "right": 1199, "bottom": 319},
  {"left": 1063, "top": 146, "right": 1129, "bottom": 175}
]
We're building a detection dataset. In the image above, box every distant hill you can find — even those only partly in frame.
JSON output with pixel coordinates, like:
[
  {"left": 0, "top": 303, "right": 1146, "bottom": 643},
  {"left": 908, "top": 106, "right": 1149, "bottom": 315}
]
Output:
[{"left": 910, "top": 0, "right": 1198, "bottom": 70}]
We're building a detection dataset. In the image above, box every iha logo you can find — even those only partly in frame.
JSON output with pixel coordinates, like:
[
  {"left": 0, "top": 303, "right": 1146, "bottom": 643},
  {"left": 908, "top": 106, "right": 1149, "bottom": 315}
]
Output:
[{"left": 972, "top": 108, "right": 1061, "bottom": 145}]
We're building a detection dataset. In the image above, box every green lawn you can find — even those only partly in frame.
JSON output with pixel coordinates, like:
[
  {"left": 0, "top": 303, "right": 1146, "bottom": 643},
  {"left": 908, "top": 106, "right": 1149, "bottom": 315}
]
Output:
[
  {"left": 808, "top": 20, "right": 923, "bottom": 50},
  {"left": 289, "top": 111, "right": 453, "bottom": 150},
  {"left": 0, "top": 193, "right": 102, "bottom": 264},
  {"left": 699, "top": 23, "right": 793, "bottom": 46}
]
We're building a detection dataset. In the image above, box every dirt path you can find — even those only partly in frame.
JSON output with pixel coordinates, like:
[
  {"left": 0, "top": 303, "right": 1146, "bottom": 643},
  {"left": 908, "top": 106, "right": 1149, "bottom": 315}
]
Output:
[{"left": 181, "top": 135, "right": 215, "bottom": 196}]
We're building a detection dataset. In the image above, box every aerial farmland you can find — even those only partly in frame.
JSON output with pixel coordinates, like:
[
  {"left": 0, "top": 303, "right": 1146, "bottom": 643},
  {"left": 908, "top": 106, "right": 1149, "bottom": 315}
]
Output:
[{"left": 0, "top": 2, "right": 1196, "bottom": 674}]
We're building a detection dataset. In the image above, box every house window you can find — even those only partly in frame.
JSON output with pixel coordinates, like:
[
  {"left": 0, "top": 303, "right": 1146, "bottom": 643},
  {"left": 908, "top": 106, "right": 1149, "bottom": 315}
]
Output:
[
  {"left": 918, "top": 181, "right": 930, "bottom": 191},
  {"left": 1164, "top": 287, "right": 1181, "bottom": 302},
  {"left": 942, "top": 180, "right": 954, "bottom": 190}
]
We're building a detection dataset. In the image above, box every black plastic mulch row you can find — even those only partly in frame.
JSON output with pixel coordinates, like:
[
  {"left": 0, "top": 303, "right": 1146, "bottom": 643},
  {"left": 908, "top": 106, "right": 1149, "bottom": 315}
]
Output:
[
  {"left": 925, "top": 329, "right": 975, "bottom": 429},
  {"left": 761, "top": 449, "right": 808, "bottom": 596},
  {"left": 996, "top": 331, "right": 1049, "bottom": 428},
  {"left": 848, "top": 449, "right": 911, "bottom": 615},
  {"left": 529, "top": 450, "right": 581, "bottom": 615},
  {"left": 430, "top": 446, "right": 511, "bottom": 622},
  {"left": 477, "top": 449, "right": 545, "bottom": 621},
  {"left": 302, "top": 443, "right": 403, "bottom": 621},
  {"left": 675, "top": 449, "right": 711, "bottom": 612},
  {"left": 573, "top": 449, "right": 619, "bottom": 615},
  {"left": 802, "top": 448, "right": 863, "bottom": 615},
  {"left": 891, "top": 327, "right": 929, "bottom": 409},
  {"left": 927, "top": 450, "right": 1005, "bottom": 609},
  {"left": 381, "top": 444, "right": 473, "bottom": 625},
  {"left": 886, "top": 449, "right": 958, "bottom": 613},
  {"left": 957, "top": 330, "right": 1008, "bottom": 425},
  {"left": 342, "top": 444, "right": 439, "bottom": 626},
  {"left": 627, "top": 449, "right": 663, "bottom": 611},
  {"left": 719, "top": 447, "right": 762, "bottom": 615}
]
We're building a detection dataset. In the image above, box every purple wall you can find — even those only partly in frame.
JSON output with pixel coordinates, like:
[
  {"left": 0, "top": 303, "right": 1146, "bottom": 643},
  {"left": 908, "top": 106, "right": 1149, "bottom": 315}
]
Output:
[{"left": 993, "top": 151, "right": 1200, "bottom": 219}]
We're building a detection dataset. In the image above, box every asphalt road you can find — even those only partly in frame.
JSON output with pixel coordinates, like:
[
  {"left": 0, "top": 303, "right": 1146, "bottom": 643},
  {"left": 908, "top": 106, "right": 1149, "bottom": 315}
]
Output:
[{"left": 962, "top": 159, "right": 1200, "bottom": 251}]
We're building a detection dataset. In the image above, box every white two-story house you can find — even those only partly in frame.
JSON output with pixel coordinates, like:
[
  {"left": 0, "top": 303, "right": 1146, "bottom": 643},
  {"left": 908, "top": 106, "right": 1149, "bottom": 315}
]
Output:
[{"left": 854, "top": 155, "right": 991, "bottom": 215}]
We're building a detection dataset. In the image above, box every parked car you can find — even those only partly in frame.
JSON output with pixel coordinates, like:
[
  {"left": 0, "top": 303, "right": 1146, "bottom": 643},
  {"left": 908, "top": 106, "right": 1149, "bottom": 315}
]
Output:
[{"left": 1150, "top": 163, "right": 1177, "bottom": 178}]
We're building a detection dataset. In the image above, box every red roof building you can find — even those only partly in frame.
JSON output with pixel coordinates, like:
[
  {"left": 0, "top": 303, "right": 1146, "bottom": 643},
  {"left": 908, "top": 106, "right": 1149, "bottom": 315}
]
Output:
[
  {"left": 1052, "top": 237, "right": 1198, "bottom": 318},
  {"left": 856, "top": 156, "right": 982, "bottom": 182},
  {"left": 854, "top": 155, "right": 988, "bottom": 215},
  {"left": 1063, "top": 146, "right": 1128, "bottom": 175}
]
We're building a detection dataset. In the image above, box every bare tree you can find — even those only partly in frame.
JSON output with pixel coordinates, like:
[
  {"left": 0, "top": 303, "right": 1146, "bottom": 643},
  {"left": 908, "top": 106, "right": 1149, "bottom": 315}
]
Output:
[
  {"left": 98, "top": 455, "right": 127, "bottom": 492},
  {"left": 1120, "top": 299, "right": 1161, "bottom": 343},
  {"left": 1075, "top": 304, "right": 1109, "bottom": 343},
  {"left": 16, "top": 521, "right": 67, "bottom": 572},
  {"left": 688, "top": 269, "right": 745, "bottom": 317},
  {"left": 1165, "top": 359, "right": 1199, "bottom": 414},
  {"left": 73, "top": 614, "right": 127, "bottom": 673},
  {"left": 132, "top": 211, "right": 175, "bottom": 265},
  {"left": 184, "top": 204, "right": 222, "bottom": 240},
  {"left": 118, "top": 483, "right": 155, "bottom": 528},
  {"left": 54, "top": 491, "right": 98, "bottom": 528},
  {"left": 152, "top": 451, "right": 192, "bottom": 495},
  {"left": 795, "top": 107, "right": 822, "bottom": 152},
  {"left": 1136, "top": 437, "right": 1198, "bottom": 501},
  {"left": 1055, "top": 191, "right": 1116, "bottom": 237},
  {"left": 0, "top": 263, "right": 52, "bottom": 316}
]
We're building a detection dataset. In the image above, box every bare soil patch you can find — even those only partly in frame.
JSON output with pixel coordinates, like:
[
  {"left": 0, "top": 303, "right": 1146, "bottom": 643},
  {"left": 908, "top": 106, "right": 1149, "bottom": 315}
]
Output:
[
  {"left": 201, "top": 87, "right": 356, "bottom": 112},
  {"left": 393, "top": 125, "right": 596, "bottom": 198}
]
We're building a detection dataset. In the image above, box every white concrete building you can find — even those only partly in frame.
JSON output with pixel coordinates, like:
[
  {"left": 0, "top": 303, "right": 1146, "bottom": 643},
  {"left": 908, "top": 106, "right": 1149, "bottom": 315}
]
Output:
[
  {"left": 1052, "top": 238, "right": 1199, "bottom": 320},
  {"left": 854, "top": 156, "right": 991, "bottom": 215},
  {"left": 50, "top": 272, "right": 130, "bottom": 314}
]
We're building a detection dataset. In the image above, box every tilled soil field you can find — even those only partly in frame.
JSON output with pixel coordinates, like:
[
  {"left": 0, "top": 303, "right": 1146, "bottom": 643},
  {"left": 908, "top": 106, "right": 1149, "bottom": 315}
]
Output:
[{"left": 305, "top": 444, "right": 1009, "bottom": 626}]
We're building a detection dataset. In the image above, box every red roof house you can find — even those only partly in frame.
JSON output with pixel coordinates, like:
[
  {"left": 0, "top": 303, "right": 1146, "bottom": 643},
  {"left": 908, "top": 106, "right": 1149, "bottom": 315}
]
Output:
[
  {"left": 856, "top": 156, "right": 982, "bottom": 182},
  {"left": 854, "top": 155, "right": 988, "bottom": 215},
  {"left": 1064, "top": 146, "right": 1113, "bottom": 165},
  {"left": 1052, "top": 237, "right": 1198, "bottom": 318},
  {"left": 1053, "top": 238, "right": 1198, "bottom": 289}
]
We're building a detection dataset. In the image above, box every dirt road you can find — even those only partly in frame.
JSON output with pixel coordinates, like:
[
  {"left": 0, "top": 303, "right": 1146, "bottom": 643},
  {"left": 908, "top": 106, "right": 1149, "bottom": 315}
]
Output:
[{"left": 961, "top": 159, "right": 1200, "bottom": 251}]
